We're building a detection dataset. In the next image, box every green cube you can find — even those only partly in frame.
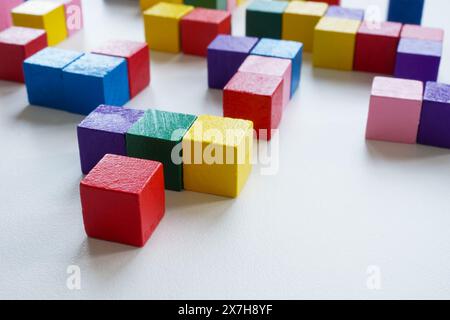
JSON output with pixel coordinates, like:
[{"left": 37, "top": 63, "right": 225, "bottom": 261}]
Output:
[
  {"left": 246, "top": 0, "right": 288, "bottom": 39},
  {"left": 126, "top": 109, "right": 197, "bottom": 191},
  {"left": 183, "top": 0, "right": 227, "bottom": 10}
]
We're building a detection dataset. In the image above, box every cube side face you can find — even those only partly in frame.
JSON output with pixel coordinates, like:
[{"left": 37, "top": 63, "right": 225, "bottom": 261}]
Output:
[
  {"left": 0, "top": 0, "right": 23, "bottom": 31},
  {"left": 246, "top": 9, "right": 283, "bottom": 39},
  {"left": 417, "top": 100, "right": 450, "bottom": 149},
  {"left": 394, "top": 51, "right": 441, "bottom": 83},
  {"left": 103, "top": 60, "right": 130, "bottom": 107},
  {"left": 127, "top": 46, "right": 150, "bottom": 98},
  {"left": 388, "top": 0, "right": 424, "bottom": 25},
  {"left": 0, "top": 42, "right": 25, "bottom": 82},
  {"left": 42, "top": 5, "right": 68, "bottom": 45},
  {"left": 208, "top": 49, "right": 248, "bottom": 89},
  {"left": 354, "top": 33, "right": 399, "bottom": 74},
  {"left": 145, "top": 15, "right": 180, "bottom": 53},
  {"left": 184, "top": 0, "right": 226, "bottom": 10},
  {"left": 62, "top": 72, "right": 105, "bottom": 114},
  {"left": 313, "top": 28, "right": 356, "bottom": 71},
  {"left": 366, "top": 95, "right": 422, "bottom": 144},
  {"left": 24, "top": 65, "right": 65, "bottom": 108},
  {"left": 65, "top": 0, "right": 84, "bottom": 36},
  {"left": 282, "top": 12, "right": 321, "bottom": 52}
]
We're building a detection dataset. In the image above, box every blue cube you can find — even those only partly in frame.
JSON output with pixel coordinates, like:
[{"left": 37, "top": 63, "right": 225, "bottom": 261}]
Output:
[
  {"left": 251, "top": 38, "right": 303, "bottom": 97},
  {"left": 62, "top": 53, "right": 130, "bottom": 115},
  {"left": 23, "top": 48, "right": 84, "bottom": 110},
  {"left": 388, "top": 0, "right": 425, "bottom": 25}
]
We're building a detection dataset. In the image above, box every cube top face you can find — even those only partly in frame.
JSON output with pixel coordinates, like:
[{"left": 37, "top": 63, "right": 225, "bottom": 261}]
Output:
[
  {"left": 182, "top": 7, "right": 230, "bottom": 24},
  {"left": 24, "top": 47, "right": 83, "bottom": 69},
  {"left": 398, "top": 38, "right": 443, "bottom": 57},
  {"left": 239, "top": 55, "right": 291, "bottom": 78},
  {"left": 325, "top": 5, "right": 364, "bottom": 21},
  {"left": 81, "top": 154, "right": 162, "bottom": 194},
  {"left": 315, "top": 17, "right": 360, "bottom": 35},
  {"left": 12, "top": 1, "right": 62, "bottom": 16},
  {"left": 127, "top": 109, "right": 197, "bottom": 142},
  {"left": 79, "top": 105, "right": 144, "bottom": 135},
  {"left": 63, "top": 53, "right": 126, "bottom": 77},
  {"left": 184, "top": 115, "right": 253, "bottom": 147},
  {"left": 208, "top": 35, "right": 258, "bottom": 54},
  {"left": 358, "top": 21, "right": 402, "bottom": 38},
  {"left": 285, "top": 1, "right": 328, "bottom": 17},
  {"left": 0, "top": 26, "right": 46, "bottom": 45},
  {"left": 225, "top": 71, "right": 282, "bottom": 97},
  {"left": 247, "top": 0, "right": 289, "bottom": 14},
  {"left": 93, "top": 40, "right": 148, "bottom": 58},
  {"left": 144, "top": 2, "right": 193, "bottom": 19},
  {"left": 251, "top": 38, "right": 303, "bottom": 60},
  {"left": 401, "top": 24, "right": 445, "bottom": 42},
  {"left": 371, "top": 77, "right": 423, "bottom": 101},
  {"left": 424, "top": 82, "right": 450, "bottom": 104}
]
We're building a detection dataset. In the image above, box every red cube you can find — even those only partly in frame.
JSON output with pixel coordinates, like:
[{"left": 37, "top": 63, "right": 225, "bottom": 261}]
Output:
[
  {"left": 80, "top": 154, "right": 165, "bottom": 247},
  {"left": 0, "top": 26, "right": 47, "bottom": 82},
  {"left": 354, "top": 21, "right": 402, "bottom": 75},
  {"left": 224, "top": 71, "right": 283, "bottom": 141},
  {"left": 93, "top": 40, "right": 150, "bottom": 98},
  {"left": 310, "top": 0, "right": 340, "bottom": 5},
  {"left": 181, "top": 8, "right": 231, "bottom": 57}
]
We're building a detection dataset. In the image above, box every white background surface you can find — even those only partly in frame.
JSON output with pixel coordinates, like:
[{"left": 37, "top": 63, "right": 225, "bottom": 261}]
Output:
[{"left": 1, "top": 0, "right": 450, "bottom": 299}]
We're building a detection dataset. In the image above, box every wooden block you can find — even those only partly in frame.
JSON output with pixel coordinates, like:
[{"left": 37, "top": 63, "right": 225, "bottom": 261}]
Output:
[
  {"left": 12, "top": 1, "right": 67, "bottom": 46},
  {"left": 62, "top": 53, "right": 130, "bottom": 115},
  {"left": 325, "top": 5, "right": 364, "bottom": 21},
  {"left": 401, "top": 24, "right": 444, "bottom": 42},
  {"left": 313, "top": 17, "right": 360, "bottom": 71},
  {"left": 207, "top": 35, "right": 258, "bottom": 89},
  {"left": 126, "top": 109, "right": 197, "bottom": 191},
  {"left": 93, "top": 40, "right": 150, "bottom": 98},
  {"left": 80, "top": 154, "right": 165, "bottom": 247},
  {"left": 417, "top": 82, "right": 450, "bottom": 149},
  {"left": 224, "top": 71, "right": 283, "bottom": 140},
  {"left": 227, "top": 0, "right": 237, "bottom": 12},
  {"left": 238, "top": 55, "right": 291, "bottom": 109},
  {"left": 282, "top": 1, "right": 328, "bottom": 52},
  {"left": 181, "top": 8, "right": 231, "bottom": 57},
  {"left": 0, "top": 0, "right": 23, "bottom": 32},
  {"left": 184, "top": 0, "right": 227, "bottom": 10},
  {"left": 246, "top": 0, "right": 289, "bottom": 39},
  {"left": 310, "top": 0, "right": 340, "bottom": 5},
  {"left": 24, "top": 47, "right": 83, "bottom": 109},
  {"left": 251, "top": 38, "right": 303, "bottom": 97},
  {"left": 354, "top": 21, "right": 402, "bottom": 74},
  {"left": 388, "top": 0, "right": 424, "bottom": 25},
  {"left": 0, "top": 26, "right": 47, "bottom": 82},
  {"left": 77, "top": 105, "right": 144, "bottom": 174},
  {"left": 394, "top": 38, "right": 442, "bottom": 83},
  {"left": 366, "top": 76, "right": 423, "bottom": 144},
  {"left": 140, "top": 0, "right": 183, "bottom": 12},
  {"left": 143, "top": 2, "right": 194, "bottom": 53},
  {"left": 182, "top": 115, "right": 253, "bottom": 198}
]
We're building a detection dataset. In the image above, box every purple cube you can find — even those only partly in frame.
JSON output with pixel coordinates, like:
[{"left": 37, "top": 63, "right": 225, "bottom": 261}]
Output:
[
  {"left": 77, "top": 105, "right": 144, "bottom": 174},
  {"left": 394, "top": 38, "right": 442, "bottom": 83},
  {"left": 326, "top": 6, "right": 365, "bottom": 21},
  {"left": 417, "top": 82, "right": 450, "bottom": 149},
  {"left": 207, "top": 35, "right": 259, "bottom": 89}
]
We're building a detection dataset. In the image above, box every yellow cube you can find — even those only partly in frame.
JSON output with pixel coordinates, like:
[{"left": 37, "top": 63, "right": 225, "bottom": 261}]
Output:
[
  {"left": 143, "top": 2, "right": 193, "bottom": 53},
  {"left": 182, "top": 115, "right": 253, "bottom": 198},
  {"left": 12, "top": 1, "right": 67, "bottom": 46},
  {"left": 313, "top": 17, "right": 360, "bottom": 71},
  {"left": 282, "top": 1, "right": 328, "bottom": 52},
  {"left": 140, "top": 0, "right": 183, "bottom": 12}
]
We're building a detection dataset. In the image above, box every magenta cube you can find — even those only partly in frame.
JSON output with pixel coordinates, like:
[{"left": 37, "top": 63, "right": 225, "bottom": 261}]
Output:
[
  {"left": 366, "top": 76, "right": 423, "bottom": 144},
  {"left": 0, "top": 0, "right": 23, "bottom": 32},
  {"left": 401, "top": 24, "right": 444, "bottom": 42}
]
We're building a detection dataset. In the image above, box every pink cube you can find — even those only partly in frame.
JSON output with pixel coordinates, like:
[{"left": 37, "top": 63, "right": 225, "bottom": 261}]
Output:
[
  {"left": 238, "top": 55, "right": 291, "bottom": 109},
  {"left": 0, "top": 0, "right": 23, "bottom": 32},
  {"left": 401, "top": 24, "right": 444, "bottom": 42},
  {"left": 366, "top": 77, "right": 423, "bottom": 144}
]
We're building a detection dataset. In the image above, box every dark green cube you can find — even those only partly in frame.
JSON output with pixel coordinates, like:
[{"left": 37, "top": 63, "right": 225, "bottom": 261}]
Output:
[
  {"left": 126, "top": 109, "right": 197, "bottom": 191},
  {"left": 183, "top": 0, "right": 227, "bottom": 10},
  {"left": 246, "top": 0, "right": 288, "bottom": 39}
]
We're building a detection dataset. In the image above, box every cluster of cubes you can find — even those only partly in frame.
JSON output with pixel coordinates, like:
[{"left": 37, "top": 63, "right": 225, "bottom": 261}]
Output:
[
  {"left": 366, "top": 77, "right": 450, "bottom": 150},
  {"left": 207, "top": 35, "right": 303, "bottom": 141}
]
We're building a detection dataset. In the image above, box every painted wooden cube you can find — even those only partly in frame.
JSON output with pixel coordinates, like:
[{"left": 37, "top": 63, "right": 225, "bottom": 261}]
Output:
[
  {"left": 401, "top": 24, "right": 444, "bottom": 42},
  {"left": 310, "top": 0, "right": 340, "bottom": 4},
  {"left": 354, "top": 21, "right": 402, "bottom": 74},
  {"left": 366, "top": 76, "right": 423, "bottom": 144},
  {"left": 143, "top": 2, "right": 193, "bottom": 53},
  {"left": 77, "top": 105, "right": 144, "bottom": 174},
  {"left": 325, "top": 5, "right": 364, "bottom": 21},
  {"left": 181, "top": 8, "right": 231, "bottom": 57},
  {"left": 417, "top": 82, "right": 450, "bottom": 149},
  {"left": 246, "top": 0, "right": 289, "bottom": 39},
  {"left": 140, "top": 0, "right": 183, "bottom": 12},
  {"left": 251, "top": 38, "right": 303, "bottom": 97},
  {"left": 80, "top": 154, "right": 165, "bottom": 247},
  {"left": 227, "top": 0, "right": 237, "bottom": 12},
  {"left": 184, "top": 0, "right": 227, "bottom": 10},
  {"left": 394, "top": 38, "right": 442, "bottom": 83},
  {"left": 0, "top": 0, "right": 23, "bottom": 32},
  {"left": 224, "top": 71, "right": 283, "bottom": 140},
  {"left": 182, "top": 115, "right": 253, "bottom": 198},
  {"left": 313, "top": 17, "right": 360, "bottom": 71},
  {"left": 12, "top": 0, "right": 67, "bottom": 46},
  {"left": 282, "top": 1, "right": 328, "bottom": 52},
  {"left": 238, "top": 55, "right": 291, "bottom": 109},
  {"left": 24, "top": 47, "right": 83, "bottom": 109},
  {"left": 207, "top": 35, "right": 258, "bottom": 89},
  {"left": 93, "top": 40, "right": 150, "bottom": 98},
  {"left": 0, "top": 26, "right": 47, "bottom": 82},
  {"left": 126, "top": 109, "right": 197, "bottom": 191},
  {"left": 62, "top": 53, "right": 130, "bottom": 115},
  {"left": 388, "top": 0, "right": 424, "bottom": 25}
]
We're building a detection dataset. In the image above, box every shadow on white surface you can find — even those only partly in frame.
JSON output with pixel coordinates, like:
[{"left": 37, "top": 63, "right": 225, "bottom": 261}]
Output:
[{"left": 15, "top": 105, "right": 84, "bottom": 126}]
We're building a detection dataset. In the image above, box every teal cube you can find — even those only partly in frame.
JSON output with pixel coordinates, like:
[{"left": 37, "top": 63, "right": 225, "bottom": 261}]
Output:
[{"left": 246, "top": 0, "right": 288, "bottom": 39}]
